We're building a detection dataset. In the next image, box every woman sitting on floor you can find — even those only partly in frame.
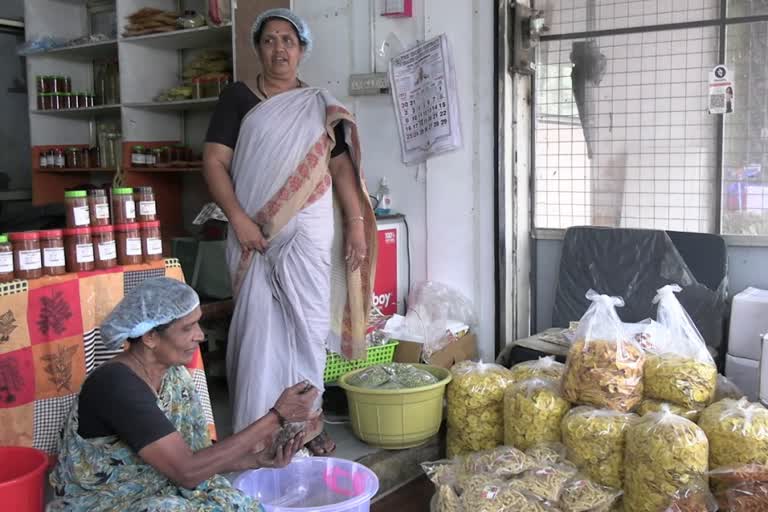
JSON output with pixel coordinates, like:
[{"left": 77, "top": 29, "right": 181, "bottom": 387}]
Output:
[{"left": 48, "top": 277, "right": 319, "bottom": 512}]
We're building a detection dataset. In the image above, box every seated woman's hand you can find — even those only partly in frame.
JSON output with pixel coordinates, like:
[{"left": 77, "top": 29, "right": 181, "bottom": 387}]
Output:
[
  {"left": 273, "top": 381, "right": 322, "bottom": 423},
  {"left": 250, "top": 432, "right": 305, "bottom": 469}
]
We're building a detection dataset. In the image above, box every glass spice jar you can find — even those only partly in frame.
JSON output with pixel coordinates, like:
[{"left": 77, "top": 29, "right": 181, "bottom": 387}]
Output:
[
  {"left": 134, "top": 186, "right": 157, "bottom": 222},
  {"left": 37, "top": 93, "right": 45, "bottom": 111},
  {"left": 39, "top": 150, "right": 48, "bottom": 169},
  {"left": 111, "top": 188, "right": 136, "bottom": 224},
  {"left": 45, "top": 149, "right": 55, "bottom": 168},
  {"left": 36, "top": 75, "right": 46, "bottom": 94},
  {"left": 65, "top": 147, "right": 81, "bottom": 169},
  {"left": 50, "top": 93, "right": 62, "bottom": 110},
  {"left": 10, "top": 232, "right": 42, "bottom": 280},
  {"left": 40, "top": 93, "right": 53, "bottom": 110},
  {"left": 60, "top": 93, "right": 72, "bottom": 110},
  {"left": 63, "top": 76, "right": 72, "bottom": 94},
  {"left": 52, "top": 76, "right": 64, "bottom": 93},
  {"left": 115, "top": 223, "right": 143, "bottom": 265},
  {"left": 64, "top": 190, "right": 90, "bottom": 227},
  {"left": 0, "top": 234, "right": 13, "bottom": 283},
  {"left": 151, "top": 148, "right": 162, "bottom": 168},
  {"left": 39, "top": 229, "right": 66, "bottom": 276},
  {"left": 77, "top": 92, "right": 87, "bottom": 109},
  {"left": 145, "top": 147, "right": 156, "bottom": 168},
  {"left": 91, "top": 225, "right": 117, "bottom": 270},
  {"left": 64, "top": 227, "right": 95, "bottom": 272},
  {"left": 42, "top": 76, "right": 55, "bottom": 93},
  {"left": 80, "top": 147, "right": 91, "bottom": 169},
  {"left": 140, "top": 221, "right": 163, "bottom": 262},
  {"left": 53, "top": 148, "right": 65, "bottom": 169},
  {"left": 88, "top": 189, "right": 110, "bottom": 226},
  {"left": 131, "top": 145, "right": 146, "bottom": 168},
  {"left": 157, "top": 146, "right": 170, "bottom": 166}
]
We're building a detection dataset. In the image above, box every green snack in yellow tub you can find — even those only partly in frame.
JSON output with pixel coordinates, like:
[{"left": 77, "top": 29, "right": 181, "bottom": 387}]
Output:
[{"left": 624, "top": 408, "right": 709, "bottom": 512}]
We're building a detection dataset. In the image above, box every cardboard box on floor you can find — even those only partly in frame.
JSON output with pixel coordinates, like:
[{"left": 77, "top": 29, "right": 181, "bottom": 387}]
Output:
[{"left": 394, "top": 333, "right": 478, "bottom": 369}]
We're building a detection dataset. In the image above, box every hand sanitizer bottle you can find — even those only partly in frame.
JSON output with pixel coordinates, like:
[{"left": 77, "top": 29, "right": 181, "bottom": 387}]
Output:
[{"left": 375, "top": 177, "right": 392, "bottom": 216}]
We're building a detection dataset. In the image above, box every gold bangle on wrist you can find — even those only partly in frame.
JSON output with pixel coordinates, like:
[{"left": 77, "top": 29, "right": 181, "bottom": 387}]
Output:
[{"left": 346, "top": 216, "right": 364, "bottom": 224}]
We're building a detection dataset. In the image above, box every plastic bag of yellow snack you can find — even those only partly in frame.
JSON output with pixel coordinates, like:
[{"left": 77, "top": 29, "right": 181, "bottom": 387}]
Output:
[
  {"left": 698, "top": 398, "right": 768, "bottom": 469},
  {"left": 508, "top": 463, "right": 579, "bottom": 502},
  {"left": 461, "top": 475, "right": 561, "bottom": 512},
  {"left": 624, "top": 408, "right": 709, "bottom": 512},
  {"left": 661, "top": 481, "right": 718, "bottom": 512},
  {"left": 561, "top": 406, "right": 638, "bottom": 489},
  {"left": 644, "top": 285, "right": 717, "bottom": 409},
  {"left": 509, "top": 356, "right": 566, "bottom": 384},
  {"left": 559, "top": 475, "right": 623, "bottom": 512},
  {"left": 446, "top": 361, "right": 515, "bottom": 457},
  {"left": 562, "top": 290, "right": 644, "bottom": 413},
  {"left": 713, "top": 374, "right": 746, "bottom": 402},
  {"left": 525, "top": 443, "right": 568, "bottom": 466},
  {"left": 461, "top": 446, "right": 536, "bottom": 478},
  {"left": 637, "top": 399, "right": 701, "bottom": 423},
  {"left": 504, "top": 377, "right": 571, "bottom": 450}
]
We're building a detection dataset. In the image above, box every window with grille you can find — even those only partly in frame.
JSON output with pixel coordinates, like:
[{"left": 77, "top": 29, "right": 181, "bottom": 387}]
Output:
[{"left": 533, "top": 0, "right": 768, "bottom": 237}]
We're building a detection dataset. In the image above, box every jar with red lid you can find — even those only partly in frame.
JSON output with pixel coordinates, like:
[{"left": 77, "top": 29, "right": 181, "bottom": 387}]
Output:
[
  {"left": 115, "top": 223, "right": 142, "bottom": 265},
  {"left": 88, "top": 189, "right": 110, "bottom": 226},
  {"left": 134, "top": 186, "right": 157, "bottom": 222},
  {"left": 64, "top": 190, "right": 90, "bottom": 227},
  {"left": 141, "top": 221, "right": 163, "bottom": 262},
  {"left": 112, "top": 188, "right": 136, "bottom": 224},
  {"left": 0, "top": 234, "right": 13, "bottom": 283},
  {"left": 10, "top": 232, "right": 42, "bottom": 280},
  {"left": 64, "top": 227, "right": 94, "bottom": 272},
  {"left": 91, "top": 225, "right": 117, "bottom": 270},
  {"left": 39, "top": 229, "right": 66, "bottom": 276}
]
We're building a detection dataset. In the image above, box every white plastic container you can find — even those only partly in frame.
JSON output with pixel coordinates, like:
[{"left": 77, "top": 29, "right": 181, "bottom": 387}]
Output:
[
  {"left": 234, "top": 457, "right": 379, "bottom": 512},
  {"left": 726, "top": 353, "right": 760, "bottom": 401},
  {"left": 760, "top": 334, "right": 768, "bottom": 406},
  {"left": 728, "top": 287, "right": 768, "bottom": 361}
]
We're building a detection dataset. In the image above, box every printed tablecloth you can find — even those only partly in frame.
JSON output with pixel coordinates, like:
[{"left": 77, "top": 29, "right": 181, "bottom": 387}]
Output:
[{"left": 0, "top": 259, "right": 216, "bottom": 455}]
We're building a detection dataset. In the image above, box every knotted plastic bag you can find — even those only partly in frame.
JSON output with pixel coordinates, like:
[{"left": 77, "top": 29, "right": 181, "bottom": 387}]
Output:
[
  {"left": 698, "top": 398, "right": 768, "bottom": 469},
  {"left": 509, "top": 356, "right": 566, "bottom": 384},
  {"left": 562, "top": 290, "right": 645, "bottom": 412},
  {"left": 446, "top": 361, "right": 514, "bottom": 457},
  {"left": 624, "top": 408, "right": 709, "bottom": 512},
  {"left": 644, "top": 285, "right": 717, "bottom": 409}
]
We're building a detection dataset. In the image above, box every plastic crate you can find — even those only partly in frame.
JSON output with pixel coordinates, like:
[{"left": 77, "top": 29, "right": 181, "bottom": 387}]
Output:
[{"left": 323, "top": 342, "right": 398, "bottom": 383}]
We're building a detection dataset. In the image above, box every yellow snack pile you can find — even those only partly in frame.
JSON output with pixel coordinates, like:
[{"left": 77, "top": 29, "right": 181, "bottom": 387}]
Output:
[
  {"left": 562, "top": 339, "right": 644, "bottom": 413},
  {"left": 461, "top": 446, "right": 535, "bottom": 478},
  {"left": 561, "top": 406, "right": 638, "bottom": 489},
  {"left": 698, "top": 398, "right": 768, "bottom": 468},
  {"left": 508, "top": 463, "right": 579, "bottom": 502},
  {"left": 644, "top": 354, "right": 716, "bottom": 409},
  {"left": 638, "top": 399, "right": 701, "bottom": 423},
  {"left": 504, "top": 377, "right": 571, "bottom": 450},
  {"left": 624, "top": 410, "right": 709, "bottom": 512},
  {"left": 559, "top": 477, "right": 623, "bottom": 512},
  {"left": 460, "top": 475, "right": 554, "bottom": 512},
  {"left": 509, "top": 356, "right": 566, "bottom": 384},
  {"left": 446, "top": 361, "right": 515, "bottom": 457}
]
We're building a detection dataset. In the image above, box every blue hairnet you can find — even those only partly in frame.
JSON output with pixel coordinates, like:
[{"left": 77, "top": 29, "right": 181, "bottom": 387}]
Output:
[
  {"left": 251, "top": 8, "right": 313, "bottom": 58},
  {"left": 100, "top": 277, "right": 200, "bottom": 349}
]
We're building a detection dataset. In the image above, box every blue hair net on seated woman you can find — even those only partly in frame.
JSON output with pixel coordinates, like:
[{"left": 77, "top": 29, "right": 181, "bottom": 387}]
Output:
[
  {"left": 251, "top": 8, "right": 313, "bottom": 57},
  {"left": 100, "top": 277, "right": 200, "bottom": 350}
]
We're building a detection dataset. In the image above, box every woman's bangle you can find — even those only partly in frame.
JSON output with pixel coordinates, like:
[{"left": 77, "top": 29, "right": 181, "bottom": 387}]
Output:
[
  {"left": 269, "top": 407, "right": 287, "bottom": 427},
  {"left": 346, "top": 216, "right": 364, "bottom": 225}
]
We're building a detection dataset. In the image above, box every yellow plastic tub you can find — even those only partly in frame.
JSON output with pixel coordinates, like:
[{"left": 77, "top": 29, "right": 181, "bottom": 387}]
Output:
[{"left": 338, "top": 364, "right": 452, "bottom": 450}]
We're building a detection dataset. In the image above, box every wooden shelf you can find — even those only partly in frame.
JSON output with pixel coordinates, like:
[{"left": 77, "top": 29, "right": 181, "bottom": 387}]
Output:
[
  {"left": 120, "top": 24, "right": 232, "bottom": 51},
  {"left": 125, "top": 167, "right": 202, "bottom": 173},
  {"left": 31, "top": 104, "right": 121, "bottom": 118},
  {"left": 26, "top": 39, "right": 118, "bottom": 61},
  {"left": 34, "top": 167, "right": 116, "bottom": 173},
  {"left": 123, "top": 98, "right": 218, "bottom": 111}
]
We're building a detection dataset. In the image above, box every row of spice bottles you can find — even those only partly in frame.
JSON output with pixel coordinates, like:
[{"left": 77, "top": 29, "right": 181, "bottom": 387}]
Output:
[
  {"left": 39, "top": 147, "right": 100, "bottom": 170},
  {"left": 64, "top": 187, "right": 156, "bottom": 228},
  {"left": 36, "top": 75, "right": 96, "bottom": 111},
  {"left": 0, "top": 222, "right": 163, "bottom": 282},
  {"left": 130, "top": 145, "right": 198, "bottom": 167}
]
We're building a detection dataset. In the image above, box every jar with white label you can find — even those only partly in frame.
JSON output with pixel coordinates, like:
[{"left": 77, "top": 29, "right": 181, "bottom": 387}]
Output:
[
  {"left": 141, "top": 221, "right": 163, "bottom": 262},
  {"left": 131, "top": 145, "right": 147, "bottom": 168},
  {"left": 64, "top": 190, "right": 91, "bottom": 228},
  {"left": 115, "top": 223, "right": 143, "bottom": 265},
  {"left": 112, "top": 188, "right": 136, "bottom": 224},
  {"left": 134, "top": 186, "right": 157, "bottom": 222},
  {"left": 88, "top": 189, "right": 111, "bottom": 226},
  {"left": 39, "top": 229, "right": 66, "bottom": 276},
  {"left": 10, "top": 232, "right": 42, "bottom": 280},
  {"left": 0, "top": 235, "right": 14, "bottom": 283},
  {"left": 91, "top": 225, "right": 117, "bottom": 270},
  {"left": 64, "top": 227, "right": 95, "bottom": 272}
]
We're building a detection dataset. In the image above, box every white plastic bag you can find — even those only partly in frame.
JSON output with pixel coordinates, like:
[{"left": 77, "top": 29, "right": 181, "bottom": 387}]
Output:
[{"left": 645, "top": 284, "right": 717, "bottom": 408}]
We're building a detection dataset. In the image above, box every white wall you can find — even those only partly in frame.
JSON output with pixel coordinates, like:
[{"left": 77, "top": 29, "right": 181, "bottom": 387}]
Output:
[{"left": 294, "top": 0, "right": 497, "bottom": 360}]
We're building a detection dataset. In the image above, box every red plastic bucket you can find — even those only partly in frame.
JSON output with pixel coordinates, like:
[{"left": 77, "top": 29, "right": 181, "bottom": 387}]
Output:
[{"left": 0, "top": 446, "right": 49, "bottom": 512}]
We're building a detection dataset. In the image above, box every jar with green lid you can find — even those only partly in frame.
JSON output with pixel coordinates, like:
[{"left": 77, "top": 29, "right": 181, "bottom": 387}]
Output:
[
  {"left": 112, "top": 187, "right": 136, "bottom": 224},
  {"left": 60, "top": 93, "right": 72, "bottom": 110},
  {"left": 76, "top": 92, "right": 87, "bottom": 109},
  {"left": 0, "top": 234, "right": 13, "bottom": 283},
  {"left": 65, "top": 190, "right": 90, "bottom": 227},
  {"left": 37, "top": 93, "right": 48, "bottom": 110},
  {"left": 131, "top": 145, "right": 147, "bottom": 168}
]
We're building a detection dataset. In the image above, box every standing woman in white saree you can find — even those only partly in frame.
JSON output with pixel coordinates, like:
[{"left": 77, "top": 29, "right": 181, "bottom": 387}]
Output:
[{"left": 202, "top": 8, "right": 376, "bottom": 455}]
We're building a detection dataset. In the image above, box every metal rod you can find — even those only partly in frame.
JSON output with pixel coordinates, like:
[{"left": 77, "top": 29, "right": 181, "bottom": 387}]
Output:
[
  {"left": 714, "top": 0, "right": 727, "bottom": 234},
  {"left": 540, "top": 13, "right": 768, "bottom": 42}
]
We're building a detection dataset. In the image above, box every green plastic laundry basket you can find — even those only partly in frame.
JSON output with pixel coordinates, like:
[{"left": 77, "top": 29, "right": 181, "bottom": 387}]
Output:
[{"left": 323, "top": 342, "right": 398, "bottom": 383}]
